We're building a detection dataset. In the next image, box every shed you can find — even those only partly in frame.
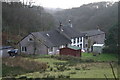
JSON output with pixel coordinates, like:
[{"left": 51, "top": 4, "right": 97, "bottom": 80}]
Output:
[
  {"left": 60, "top": 45, "right": 81, "bottom": 57},
  {"left": 93, "top": 44, "right": 104, "bottom": 54}
]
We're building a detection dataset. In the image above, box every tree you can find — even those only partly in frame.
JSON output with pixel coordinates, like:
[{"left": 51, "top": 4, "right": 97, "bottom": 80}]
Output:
[
  {"left": 103, "top": 24, "right": 118, "bottom": 53},
  {"left": 2, "top": 2, "right": 55, "bottom": 46}
]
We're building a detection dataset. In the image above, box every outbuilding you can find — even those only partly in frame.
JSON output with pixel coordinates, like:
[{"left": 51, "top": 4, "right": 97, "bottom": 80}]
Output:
[
  {"left": 60, "top": 45, "right": 81, "bottom": 57},
  {"left": 93, "top": 44, "right": 104, "bottom": 54}
]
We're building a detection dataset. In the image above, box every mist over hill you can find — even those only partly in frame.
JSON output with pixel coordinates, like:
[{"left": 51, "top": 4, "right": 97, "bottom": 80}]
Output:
[{"left": 52, "top": 1, "right": 118, "bottom": 32}]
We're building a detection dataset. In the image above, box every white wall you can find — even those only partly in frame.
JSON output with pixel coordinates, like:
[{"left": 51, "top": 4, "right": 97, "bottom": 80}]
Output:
[{"left": 71, "top": 37, "right": 83, "bottom": 49}]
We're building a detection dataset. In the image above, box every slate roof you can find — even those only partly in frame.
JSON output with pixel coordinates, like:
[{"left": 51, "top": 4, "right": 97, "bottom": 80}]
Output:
[
  {"left": 31, "top": 30, "right": 71, "bottom": 47},
  {"left": 56, "top": 25, "right": 85, "bottom": 39},
  {"left": 81, "top": 30, "right": 105, "bottom": 36},
  {"left": 20, "top": 24, "right": 85, "bottom": 47}
]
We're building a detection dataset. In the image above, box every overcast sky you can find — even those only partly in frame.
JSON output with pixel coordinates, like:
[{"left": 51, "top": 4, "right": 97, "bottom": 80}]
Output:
[{"left": 23, "top": 0, "right": 118, "bottom": 9}]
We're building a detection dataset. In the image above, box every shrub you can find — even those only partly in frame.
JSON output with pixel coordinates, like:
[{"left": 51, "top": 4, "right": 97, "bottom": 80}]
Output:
[{"left": 75, "top": 67, "right": 81, "bottom": 70}]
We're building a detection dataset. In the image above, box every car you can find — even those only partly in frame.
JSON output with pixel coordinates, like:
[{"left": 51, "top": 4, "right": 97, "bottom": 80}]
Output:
[{"left": 7, "top": 49, "right": 18, "bottom": 57}]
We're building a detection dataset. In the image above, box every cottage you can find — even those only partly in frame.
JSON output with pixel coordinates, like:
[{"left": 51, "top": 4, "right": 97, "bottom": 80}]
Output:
[{"left": 19, "top": 30, "right": 71, "bottom": 55}]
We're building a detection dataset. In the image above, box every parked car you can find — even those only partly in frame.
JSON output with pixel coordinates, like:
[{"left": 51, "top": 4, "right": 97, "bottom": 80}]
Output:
[{"left": 7, "top": 49, "right": 18, "bottom": 57}]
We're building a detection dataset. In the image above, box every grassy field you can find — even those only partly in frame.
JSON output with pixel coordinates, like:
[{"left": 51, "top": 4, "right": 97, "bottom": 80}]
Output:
[{"left": 2, "top": 53, "right": 118, "bottom": 78}]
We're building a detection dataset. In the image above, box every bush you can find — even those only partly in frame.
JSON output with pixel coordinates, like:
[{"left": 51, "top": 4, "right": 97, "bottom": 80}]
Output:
[{"left": 75, "top": 67, "right": 81, "bottom": 70}]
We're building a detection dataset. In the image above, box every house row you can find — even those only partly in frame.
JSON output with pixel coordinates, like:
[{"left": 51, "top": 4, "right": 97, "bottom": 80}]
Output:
[{"left": 18, "top": 20, "right": 105, "bottom": 55}]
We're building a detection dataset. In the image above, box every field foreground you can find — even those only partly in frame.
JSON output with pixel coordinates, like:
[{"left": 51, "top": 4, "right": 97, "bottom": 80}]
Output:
[{"left": 2, "top": 53, "right": 118, "bottom": 78}]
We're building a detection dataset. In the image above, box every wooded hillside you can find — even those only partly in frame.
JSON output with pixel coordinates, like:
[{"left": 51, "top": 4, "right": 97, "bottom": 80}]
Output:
[
  {"left": 53, "top": 2, "right": 118, "bottom": 32},
  {"left": 2, "top": 2, "right": 55, "bottom": 46}
]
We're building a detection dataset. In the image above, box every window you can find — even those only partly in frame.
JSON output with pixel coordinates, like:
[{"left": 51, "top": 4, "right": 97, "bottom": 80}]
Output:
[
  {"left": 49, "top": 47, "right": 53, "bottom": 52},
  {"left": 28, "top": 38, "right": 33, "bottom": 41},
  {"left": 86, "top": 36, "right": 88, "bottom": 39},
  {"left": 73, "top": 38, "right": 76, "bottom": 44},
  {"left": 80, "top": 39, "right": 82, "bottom": 42},
  {"left": 80, "top": 44, "right": 82, "bottom": 48},
  {"left": 21, "top": 46, "right": 27, "bottom": 52},
  {"left": 77, "top": 38, "right": 79, "bottom": 43},
  {"left": 85, "top": 44, "right": 88, "bottom": 47}
]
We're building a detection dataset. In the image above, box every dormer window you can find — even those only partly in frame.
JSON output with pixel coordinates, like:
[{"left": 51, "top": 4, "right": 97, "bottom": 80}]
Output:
[{"left": 28, "top": 38, "right": 33, "bottom": 41}]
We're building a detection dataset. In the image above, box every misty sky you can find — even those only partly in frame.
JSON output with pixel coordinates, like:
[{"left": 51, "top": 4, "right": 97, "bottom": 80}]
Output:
[{"left": 23, "top": 0, "right": 118, "bottom": 9}]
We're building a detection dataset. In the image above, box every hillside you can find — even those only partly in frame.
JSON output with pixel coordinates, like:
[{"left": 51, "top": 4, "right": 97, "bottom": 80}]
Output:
[
  {"left": 2, "top": 2, "right": 55, "bottom": 46},
  {"left": 53, "top": 2, "right": 118, "bottom": 32}
]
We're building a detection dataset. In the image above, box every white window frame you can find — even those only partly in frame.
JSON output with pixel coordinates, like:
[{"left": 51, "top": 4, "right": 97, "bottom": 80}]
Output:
[
  {"left": 49, "top": 47, "right": 53, "bottom": 52},
  {"left": 21, "top": 46, "right": 27, "bottom": 52}
]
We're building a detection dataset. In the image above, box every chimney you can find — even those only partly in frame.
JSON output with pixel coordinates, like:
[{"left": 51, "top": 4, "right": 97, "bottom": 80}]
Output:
[
  {"left": 59, "top": 22, "right": 63, "bottom": 33},
  {"left": 97, "top": 26, "right": 100, "bottom": 31},
  {"left": 69, "top": 20, "right": 73, "bottom": 27}
]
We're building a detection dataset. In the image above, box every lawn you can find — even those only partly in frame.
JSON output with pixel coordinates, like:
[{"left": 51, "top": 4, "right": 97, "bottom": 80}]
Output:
[
  {"left": 2, "top": 53, "right": 118, "bottom": 78},
  {"left": 81, "top": 53, "right": 118, "bottom": 61}
]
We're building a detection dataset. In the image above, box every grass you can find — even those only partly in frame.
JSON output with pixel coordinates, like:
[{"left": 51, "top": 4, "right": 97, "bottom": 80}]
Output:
[
  {"left": 34, "top": 58, "right": 67, "bottom": 67},
  {"left": 2, "top": 53, "right": 118, "bottom": 78},
  {"left": 81, "top": 53, "right": 118, "bottom": 61},
  {"left": 16, "top": 62, "right": 117, "bottom": 78},
  {"left": 2, "top": 64, "right": 27, "bottom": 78}
]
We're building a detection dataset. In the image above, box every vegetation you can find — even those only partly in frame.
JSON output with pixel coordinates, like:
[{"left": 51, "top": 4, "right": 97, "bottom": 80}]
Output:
[
  {"left": 81, "top": 53, "right": 118, "bottom": 61},
  {"left": 2, "top": 57, "right": 47, "bottom": 77},
  {"left": 2, "top": 1, "right": 118, "bottom": 47},
  {"left": 54, "top": 2, "right": 118, "bottom": 32},
  {"left": 103, "top": 24, "right": 119, "bottom": 54},
  {"left": 2, "top": 53, "right": 118, "bottom": 78},
  {"left": 2, "top": 2, "right": 55, "bottom": 46}
]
